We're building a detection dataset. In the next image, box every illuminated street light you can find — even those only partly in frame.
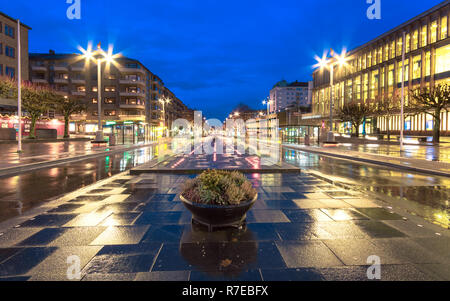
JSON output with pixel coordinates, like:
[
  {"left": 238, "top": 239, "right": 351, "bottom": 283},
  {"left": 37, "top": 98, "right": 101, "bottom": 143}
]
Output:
[
  {"left": 262, "top": 97, "right": 272, "bottom": 115},
  {"left": 158, "top": 96, "right": 172, "bottom": 137},
  {"left": 313, "top": 49, "right": 348, "bottom": 142},
  {"left": 78, "top": 42, "right": 120, "bottom": 142}
]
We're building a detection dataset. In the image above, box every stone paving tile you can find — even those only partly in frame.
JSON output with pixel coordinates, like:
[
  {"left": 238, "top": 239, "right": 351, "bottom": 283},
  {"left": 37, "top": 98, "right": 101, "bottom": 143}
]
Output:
[
  {"left": 16, "top": 228, "right": 68, "bottom": 246},
  {"left": 142, "top": 202, "right": 185, "bottom": 212},
  {"left": 292, "top": 199, "right": 328, "bottom": 209},
  {"left": 382, "top": 220, "right": 444, "bottom": 238},
  {"left": 100, "top": 213, "right": 142, "bottom": 226},
  {"left": 0, "top": 247, "right": 57, "bottom": 277},
  {"left": 28, "top": 246, "right": 102, "bottom": 281},
  {"left": 370, "top": 238, "right": 446, "bottom": 264},
  {"left": 342, "top": 198, "right": 381, "bottom": 208},
  {"left": 134, "top": 212, "right": 183, "bottom": 225},
  {"left": 282, "top": 209, "right": 333, "bottom": 223},
  {"left": 276, "top": 241, "right": 343, "bottom": 268},
  {"left": 247, "top": 210, "right": 290, "bottom": 223},
  {"left": 95, "top": 203, "right": 140, "bottom": 213},
  {"left": 63, "top": 212, "right": 112, "bottom": 227},
  {"left": 0, "top": 248, "right": 22, "bottom": 263},
  {"left": 274, "top": 223, "right": 318, "bottom": 241},
  {"left": 410, "top": 237, "right": 450, "bottom": 262},
  {"left": 48, "top": 204, "right": 85, "bottom": 213},
  {"left": 148, "top": 194, "right": 177, "bottom": 202},
  {"left": 89, "top": 225, "right": 150, "bottom": 246},
  {"left": 263, "top": 200, "right": 302, "bottom": 210},
  {"left": 321, "top": 239, "right": 403, "bottom": 265},
  {"left": 135, "top": 271, "right": 190, "bottom": 281},
  {"left": 313, "top": 222, "right": 370, "bottom": 239},
  {"left": 20, "top": 214, "right": 78, "bottom": 228},
  {"left": 353, "top": 221, "right": 407, "bottom": 238},
  {"left": 141, "top": 225, "right": 186, "bottom": 243},
  {"left": 320, "top": 209, "right": 369, "bottom": 221},
  {"left": 0, "top": 228, "right": 43, "bottom": 247},
  {"left": 377, "top": 264, "right": 438, "bottom": 281},
  {"left": 48, "top": 227, "right": 107, "bottom": 246},
  {"left": 355, "top": 208, "right": 404, "bottom": 220}
]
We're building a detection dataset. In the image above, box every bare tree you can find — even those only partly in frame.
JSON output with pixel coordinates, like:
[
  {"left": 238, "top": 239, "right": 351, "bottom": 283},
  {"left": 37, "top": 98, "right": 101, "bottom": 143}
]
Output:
[
  {"left": 409, "top": 84, "right": 450, "bottom": 143},
  {"left": 373, "top": 93, "right": 400, "bottom": 141},
  {"left": 337, "top": 101, "right": 373, "bottom": 137}
]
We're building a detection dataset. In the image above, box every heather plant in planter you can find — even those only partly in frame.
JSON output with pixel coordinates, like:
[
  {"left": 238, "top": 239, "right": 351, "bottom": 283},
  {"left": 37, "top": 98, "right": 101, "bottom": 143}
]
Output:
[{"left": 180, "top": 170, "right": 258, "bottom": 231}]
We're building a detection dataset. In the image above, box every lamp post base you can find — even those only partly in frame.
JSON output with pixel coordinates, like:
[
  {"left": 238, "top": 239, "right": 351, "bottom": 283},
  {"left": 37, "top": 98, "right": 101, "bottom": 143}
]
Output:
[
  {"left": 326, "top": 131, "right": 335, "bottom": 142},
  {"left": 94, "top": 131, "right": 104, "bottom": 142}
]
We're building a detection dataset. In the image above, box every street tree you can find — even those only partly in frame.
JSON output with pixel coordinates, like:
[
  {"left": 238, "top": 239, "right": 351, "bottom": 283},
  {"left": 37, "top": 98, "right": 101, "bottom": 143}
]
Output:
[
  {"left": 52, "top": 95, "right": 86, "bottom": 138},
  {"left": 337, "top": 101, "right": 373, "bottom": 137},
  {"left": 20, "top": 83, "right": 53, "bottom": 139},
  {"left": 409, "top": 84, "right": 450, "bottom": 143},
  {"left": 373, "top": 93, "right": 400, "bottom": 141}
]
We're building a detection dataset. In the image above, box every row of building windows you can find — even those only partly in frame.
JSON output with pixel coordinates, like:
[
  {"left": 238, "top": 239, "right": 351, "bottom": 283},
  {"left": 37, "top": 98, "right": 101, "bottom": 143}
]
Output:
[
  {"left": 0, "top": 22, "right": 15, "bottom": 38},
  {"left": 320, "top": 14, "right": 449, "bottom": 85},
  {"left": 0, "top": 43, "right": 15, "bottom": 58},
  {"left": 90, "top": 98, "right": 145, "bottom": 105},
  {"left": 0, "top": 64, "right": 15, "bottom": 78}
]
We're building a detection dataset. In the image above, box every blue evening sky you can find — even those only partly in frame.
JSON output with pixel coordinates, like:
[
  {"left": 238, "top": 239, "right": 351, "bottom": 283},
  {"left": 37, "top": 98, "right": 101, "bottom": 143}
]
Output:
[{"left": 1, "top": 0, "right": 445, "bottom": 119}]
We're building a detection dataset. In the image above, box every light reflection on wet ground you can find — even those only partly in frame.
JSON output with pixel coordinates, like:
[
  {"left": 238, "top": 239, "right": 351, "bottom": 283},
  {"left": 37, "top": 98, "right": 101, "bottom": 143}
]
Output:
[
  {"left": 0, "top": 144, "right": 166, "bottom": 223},
  {"left": 282, "top": 148, "right": 449, "bottom": 228}
]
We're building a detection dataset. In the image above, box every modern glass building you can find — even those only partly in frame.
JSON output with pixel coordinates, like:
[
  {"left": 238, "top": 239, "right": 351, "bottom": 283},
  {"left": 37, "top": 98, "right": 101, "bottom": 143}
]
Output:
[{"left": 312, "top": 1, "right": 450, "bottom": 137}]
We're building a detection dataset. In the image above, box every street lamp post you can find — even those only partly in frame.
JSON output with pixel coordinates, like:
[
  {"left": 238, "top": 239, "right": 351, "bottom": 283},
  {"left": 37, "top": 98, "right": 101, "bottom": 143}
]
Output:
[
  {"left": 262, "top": 98, "right": 271, "bottom": 115},
  {"left": 314, "top": 49, "right": 348, "bottom": 142},
  {"left": 79, "top": 43, "right": 118, "bottom": 143},
  {"left": 159, "top": 97, "right": 171, "bottom": 137}
]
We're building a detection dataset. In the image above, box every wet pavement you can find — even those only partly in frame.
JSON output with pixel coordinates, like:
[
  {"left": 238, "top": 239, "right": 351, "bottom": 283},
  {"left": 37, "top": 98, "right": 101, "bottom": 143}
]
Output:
[
  {"left": 0, "top": 143, "right": 169, "bottom": 223},
  {"left": 0, "top": 137, "right": 448, "bottom": 281},
  {"left": 282, "top": 147, "right": 450, "bottom": 229}
]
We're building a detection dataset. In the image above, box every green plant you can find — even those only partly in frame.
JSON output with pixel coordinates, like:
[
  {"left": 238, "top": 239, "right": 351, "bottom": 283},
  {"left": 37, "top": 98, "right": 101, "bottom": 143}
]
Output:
[{"left": 181, "top": 170, "right": 257, "bottom": 206}]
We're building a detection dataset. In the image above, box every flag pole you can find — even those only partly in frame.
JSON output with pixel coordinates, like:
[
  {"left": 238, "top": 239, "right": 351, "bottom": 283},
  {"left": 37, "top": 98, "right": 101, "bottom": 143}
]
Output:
[{"left": 17, "top": 19, "right": 22, "bottom": 153}]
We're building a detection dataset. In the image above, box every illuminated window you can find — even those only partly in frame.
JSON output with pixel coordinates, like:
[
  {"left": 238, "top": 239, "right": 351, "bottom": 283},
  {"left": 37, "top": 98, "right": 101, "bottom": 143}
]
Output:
[
  {"left": 390, "top": 40, "right": 395, "bottom": 59},
  {"left": 362, "top": 54, "right": 367, "bottom": 69},
  {"left": 346, "top": 79, "right": 353, "bottom": 102},
  {"left": 105, "top": 86, "right": 116, "bottom": 92},
  {"left": 441, "top": 16, "right": 448, "bottom": 40},
  {"left": 412, "top": 29, "right": 419, "bottom": 50},
  {"left": 384, "top": 44, "right": 389, "bottom": 61},
  {"left": 92, "top": 98, "right": 97, "bottom": 104},
  {"left": 363, "top": 73, "right": 369, "bottom": 101},
  {"left": 92, "top": 86, "right": 98, "bottom": 92},
  {"left": 421, "top": 25, "right": 427, "bottom": 47},
  {"left": 405, "top": 33, "right": 411, "bottom": 53},
  {"left": 388, "top": 64, "right": 395, "bottom": 86},
  {"left": 370, "top": 70, "right": 379, "bottom": 99},
  {"left": 77, "top": 86, "right": 86, "bottom": 92},
  {"left": 377, "top": 47, "right": 382, "bottom": 64},
  {"left": 372, "top": 49, "right": 376, "bottom": 66},
  {"left": 355, "top": 76, "right": 361, "bottom": 100},
  {"left": 104, "top": 98, "right": 115, "bottom": 104},
  {"left": 397, "top": 59, "right": 409, "bottom": 83},
  {"left": 435, "top": 44, "right": 450, "bottom": 74},
  {"left": 104, "top": 110, "right": 116, "bottom": 116},
  {"left": 431, "top": 20, "right": 437, "bottom": 43},
  {"left": 397, "top": 37, "right": 402, "bottom": 57},
  {"left": 425, "top": 51, "right": 431, "bottom": 77},
  {"left": 412, "top": 55, "right": 422, "bottom": 80}
]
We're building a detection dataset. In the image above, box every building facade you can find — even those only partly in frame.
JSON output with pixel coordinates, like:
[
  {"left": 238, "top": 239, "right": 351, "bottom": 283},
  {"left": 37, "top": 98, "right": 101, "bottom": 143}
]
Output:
[
  {"left": 29, "top": 51, "right": 191, "bottom": 140},
  {"left": 312, "top": 1, "right": 450, "bottom": 136},
  {"left": 0, "top": 12, "right": 30, "bottom": 114},
  {"left": 269, "top": 80, "right": 313, "bottom": 113}
]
